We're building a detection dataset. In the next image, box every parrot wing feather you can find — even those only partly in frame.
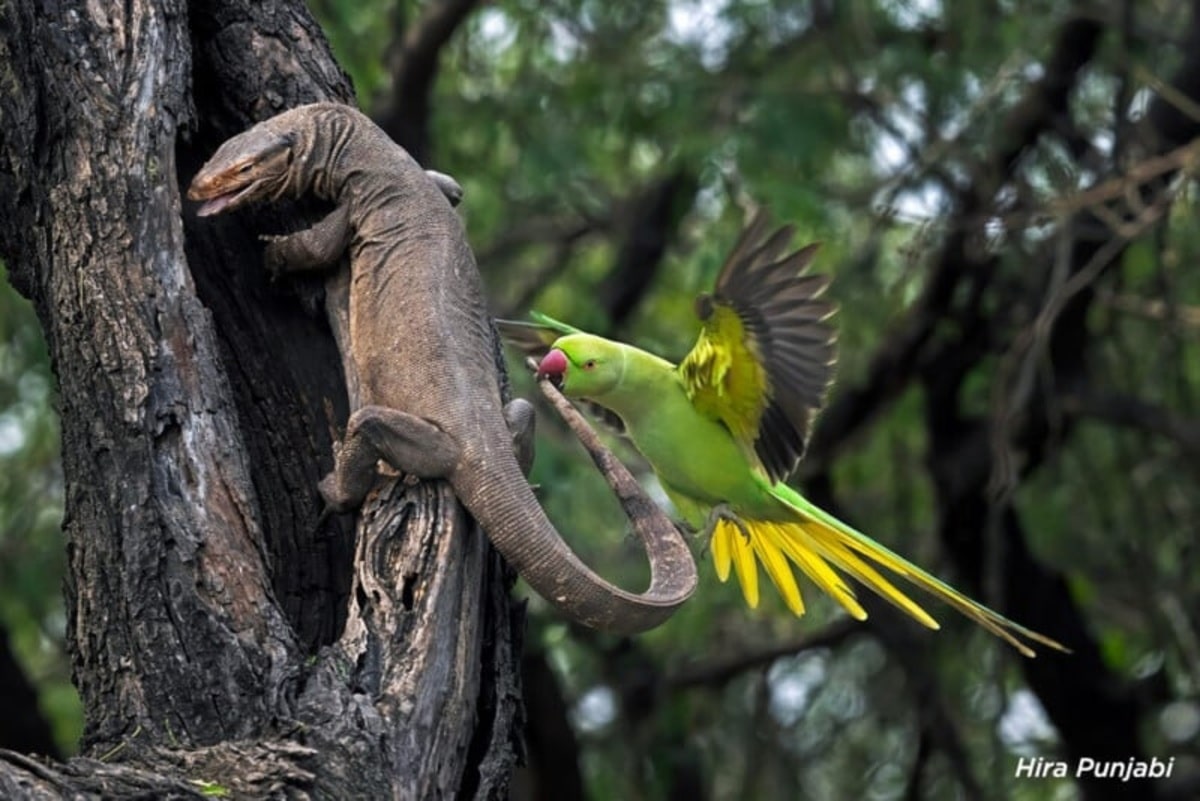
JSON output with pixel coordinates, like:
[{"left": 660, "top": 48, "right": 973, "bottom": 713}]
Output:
[
  {"left": 679, "top": 209, "right": 837, "bottom": 482},
  {"left": 495, "top": 312, "right": 581, "bottom": 359}
]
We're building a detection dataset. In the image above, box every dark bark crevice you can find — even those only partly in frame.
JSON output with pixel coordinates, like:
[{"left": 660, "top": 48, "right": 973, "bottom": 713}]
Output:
[
  {"left": 0, "top": 629, "right": 60, "bottom": 760},
  {"left": 183, "top": 0, "right": 360, "bottom": 651},
  {"left": 517, "top": 647, "right": 585, "bottom": 801}
]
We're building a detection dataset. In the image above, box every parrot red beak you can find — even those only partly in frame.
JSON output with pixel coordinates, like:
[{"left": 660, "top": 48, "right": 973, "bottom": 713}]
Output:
[{"left": 537, "top": 349, "right": 568, "bottom": 387}]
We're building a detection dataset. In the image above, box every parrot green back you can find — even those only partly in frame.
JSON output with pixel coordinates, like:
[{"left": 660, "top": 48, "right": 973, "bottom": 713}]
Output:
[{"left": 554, "top": 335, "right": 788, "bottom": 528}]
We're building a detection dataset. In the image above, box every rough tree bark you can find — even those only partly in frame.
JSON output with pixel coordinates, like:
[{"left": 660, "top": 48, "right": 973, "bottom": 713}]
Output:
[{"left": 0, "top": 0, "right": 520, "bottom": 798}]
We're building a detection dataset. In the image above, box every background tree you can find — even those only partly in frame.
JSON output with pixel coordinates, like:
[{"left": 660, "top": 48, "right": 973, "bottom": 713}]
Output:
[{"left": 3, "top": 1, "right": 1200, "bottom": 800}]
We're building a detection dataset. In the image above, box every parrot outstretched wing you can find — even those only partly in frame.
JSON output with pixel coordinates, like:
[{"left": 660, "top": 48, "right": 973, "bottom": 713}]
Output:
[{"left": 678, "top": 209, "right": 837, "bottom": 483}]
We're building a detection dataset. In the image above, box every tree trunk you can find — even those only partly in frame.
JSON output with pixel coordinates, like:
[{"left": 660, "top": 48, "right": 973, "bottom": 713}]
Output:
[{"left": 0, "top": 0, "right": 521, "bottom": 797}]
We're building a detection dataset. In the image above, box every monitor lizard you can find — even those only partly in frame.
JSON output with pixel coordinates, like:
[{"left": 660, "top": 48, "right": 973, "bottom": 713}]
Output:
[{"left": 187, "top": 103, "right": 697, "bottom": 633}]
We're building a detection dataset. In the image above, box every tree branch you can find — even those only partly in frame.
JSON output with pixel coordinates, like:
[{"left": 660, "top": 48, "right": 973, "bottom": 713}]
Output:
[
  {"left": 1060, "top": 390, "right": 1200, "bottom": 455},
  {"left": 905, "top": 8, "right": 1200, "bottom": 800},
  {"left": 664, "top": 619, "right": 861, "bottom": 691},
  {"left": 804, "top": 14, "right": 1105, "bottom": 473},
  {"left": 600, "top": 170, "right": 699, "bottom": 330},
  {"left": 374, "top": 0, "right": 481, "bottom": 163}
]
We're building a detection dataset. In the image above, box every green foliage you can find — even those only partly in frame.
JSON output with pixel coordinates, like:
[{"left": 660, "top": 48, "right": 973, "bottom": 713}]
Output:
[
  {"left": 391, "top": 1, "right": 1197, "bottom": 797},
  {"left": 191, "top": 779, "right": 231, "bottom": 797},
  {"left": 0, "top": 261, "right": 81, "bottom": 754}
]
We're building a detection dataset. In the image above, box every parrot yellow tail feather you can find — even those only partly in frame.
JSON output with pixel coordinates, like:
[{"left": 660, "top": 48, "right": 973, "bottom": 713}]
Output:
[{"left": 708, "top": 491, "right": 1070, "bottom": 658}]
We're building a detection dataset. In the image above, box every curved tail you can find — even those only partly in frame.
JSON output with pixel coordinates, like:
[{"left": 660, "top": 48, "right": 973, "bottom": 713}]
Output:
[
  {"left": 454, "top": 378, "right": 698, "bottom": 635},
  {"left": 711, "top": 484, "right": 1068, "bottom": 657}
]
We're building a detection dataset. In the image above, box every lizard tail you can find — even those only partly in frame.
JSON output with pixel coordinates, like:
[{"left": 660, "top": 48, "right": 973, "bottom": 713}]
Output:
[{"left": 453, "top": 379, "right": 698, "bottom": 634}]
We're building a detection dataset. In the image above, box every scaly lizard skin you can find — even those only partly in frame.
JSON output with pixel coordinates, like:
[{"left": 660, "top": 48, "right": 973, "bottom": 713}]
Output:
[{"left": 187, "top": 103, "right": 697, "bottom": 633}]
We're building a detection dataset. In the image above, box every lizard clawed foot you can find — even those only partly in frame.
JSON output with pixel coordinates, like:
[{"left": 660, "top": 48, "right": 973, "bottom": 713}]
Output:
[
  {"left": 315, "top": 502, "right": 340, "bottom": 527},
  {"left": 258, "top": 234, "right": 291, "bottom": 281},
  {"left": 318, "top": 471, "right": 359, "bottom": 513}
]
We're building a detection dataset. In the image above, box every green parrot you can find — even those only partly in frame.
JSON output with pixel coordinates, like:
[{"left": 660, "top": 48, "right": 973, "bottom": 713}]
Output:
[{"left": 501, "top": 209, "right": 1067, "bottom": 657}]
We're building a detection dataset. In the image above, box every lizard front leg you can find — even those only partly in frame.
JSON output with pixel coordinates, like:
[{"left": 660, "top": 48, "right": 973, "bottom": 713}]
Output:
[
  {"left": 262, "top": 205, "right": 352, "bottom": 277},
  {"left": 262, "top": 170, "right": 460, "bottom": 277},
  {"left": 319, "top": 405, "right": 460, "bottom": 511}
]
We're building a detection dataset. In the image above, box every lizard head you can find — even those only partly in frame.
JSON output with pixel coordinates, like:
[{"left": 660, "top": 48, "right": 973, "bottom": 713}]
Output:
[{"left": 188, "top": 127, "right": 297, "bottom": 217}]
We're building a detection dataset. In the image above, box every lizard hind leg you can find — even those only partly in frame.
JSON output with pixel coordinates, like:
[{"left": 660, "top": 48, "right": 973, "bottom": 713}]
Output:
[{"left": 319, "top": 405, "right": 460, "bottom": 511}]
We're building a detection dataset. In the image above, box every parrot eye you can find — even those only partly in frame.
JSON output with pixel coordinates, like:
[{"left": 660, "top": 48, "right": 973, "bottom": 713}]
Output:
[{"left": 583, "top": 359, "right": 597, "bottom": 370}]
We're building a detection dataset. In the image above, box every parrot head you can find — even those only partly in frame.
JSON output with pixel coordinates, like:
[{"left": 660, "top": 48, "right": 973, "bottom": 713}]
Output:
[{"left": 536, "top": 334, "right": 625, "bottom": 399}]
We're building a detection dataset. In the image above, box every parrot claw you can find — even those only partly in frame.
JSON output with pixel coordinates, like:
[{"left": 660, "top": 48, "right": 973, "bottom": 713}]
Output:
[{"left": 704, "top": 503, "right": 752, "bottom": 542}]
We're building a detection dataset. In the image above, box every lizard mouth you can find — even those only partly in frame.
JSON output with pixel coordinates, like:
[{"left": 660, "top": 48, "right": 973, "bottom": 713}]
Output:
[{"left": 194, "top": 183, "right": 256, "bottom": 217}]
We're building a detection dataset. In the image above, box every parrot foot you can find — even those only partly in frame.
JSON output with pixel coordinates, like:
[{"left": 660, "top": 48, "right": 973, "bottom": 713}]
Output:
[{"left": 704, "top": 503, "right": 752, "bottom": 542}]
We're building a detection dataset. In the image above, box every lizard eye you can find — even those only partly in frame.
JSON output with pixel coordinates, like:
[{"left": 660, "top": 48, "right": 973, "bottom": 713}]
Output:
[{"left": 237, "top": 162, "right": 253, "bottom": 174}]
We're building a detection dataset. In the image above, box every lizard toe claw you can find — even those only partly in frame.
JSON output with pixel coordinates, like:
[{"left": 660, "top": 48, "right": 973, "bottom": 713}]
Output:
[{"left": 318, "top": 473, "right": 356, "bottom": 513}]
